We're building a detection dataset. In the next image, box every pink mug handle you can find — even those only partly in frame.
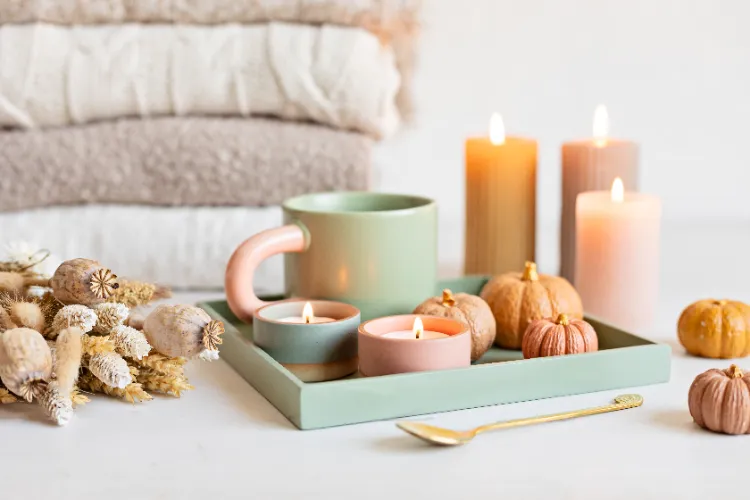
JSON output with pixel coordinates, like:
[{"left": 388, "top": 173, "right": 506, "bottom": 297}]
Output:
[{"left": 225, "top": 224, "right": 307, "bottom": 323}]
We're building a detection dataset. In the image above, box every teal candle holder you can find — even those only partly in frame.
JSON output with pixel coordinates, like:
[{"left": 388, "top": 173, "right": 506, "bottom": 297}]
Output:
[{"left": 253, "top": 300, "right": 360, "bottom": 382}]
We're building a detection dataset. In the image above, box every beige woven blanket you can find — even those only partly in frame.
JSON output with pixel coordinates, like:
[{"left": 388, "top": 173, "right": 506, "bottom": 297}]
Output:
[
  {"left": 0, "top": 117, "right": 371, "bottom": 213},
  {"left": 0, "top": 0, "right": 421, "bottom": 117}
]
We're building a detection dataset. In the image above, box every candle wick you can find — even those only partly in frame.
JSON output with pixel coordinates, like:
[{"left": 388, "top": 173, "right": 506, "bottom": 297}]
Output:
[{"left": 305, "top": 317, "right": 310, "bottom": 324}]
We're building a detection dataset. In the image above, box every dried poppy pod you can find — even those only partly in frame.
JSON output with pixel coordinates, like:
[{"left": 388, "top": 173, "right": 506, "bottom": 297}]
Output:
[
  {"left": 143, "top": 305, "right": 224, "bottom": 360},
  {"left": 0, "top": 327, "right": 53, "bottom": 401},
  {"left": 50, "top": 258, "right": 119, "bottom": 306}
]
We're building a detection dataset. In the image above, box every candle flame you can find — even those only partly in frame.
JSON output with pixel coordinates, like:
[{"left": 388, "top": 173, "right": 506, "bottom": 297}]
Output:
[
  {"left": 611, "top": 177, "right": 624, "bottom": 203},
  {"left": 413, "top": 317, "right": 424, "bottom": 339},
  {"left": 489, "top": 112, "right": 506, "bottom": 146},
  {"left": 302, "top": 302, "right": 314, "bottom": 324},
  {"left": 592, "top": 104, "right": 609, "bottom": 147}
]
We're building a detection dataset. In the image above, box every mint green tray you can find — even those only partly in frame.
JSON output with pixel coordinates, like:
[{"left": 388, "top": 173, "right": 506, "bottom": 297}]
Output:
[{"left": 199, "top": 276, "right": 670, "bottom": 430}]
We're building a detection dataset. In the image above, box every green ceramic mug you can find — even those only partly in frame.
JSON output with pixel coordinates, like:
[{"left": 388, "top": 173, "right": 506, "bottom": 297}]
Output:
[{"left": 225, "top": 192, "right": 437, "bottom": 322}]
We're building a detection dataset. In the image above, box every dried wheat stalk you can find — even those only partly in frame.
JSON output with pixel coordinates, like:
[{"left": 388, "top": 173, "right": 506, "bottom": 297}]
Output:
[
  {"left": 78, "top": 371, "right": 152, "bottom": 403},
  {"left": 134, "top": 353, "right": 186, "bottom": 377},
  {"left": 82, "top": 334, "right": 115, "bottom": 355},
  {"left": 137, "top": 369, "right": 194, "bottom": 398},
  {"left": 0, "top": 388, "right": 18, "bottom": 404},
  {"left": 106, "top": 280, "right": 171, "bottom": 308}
]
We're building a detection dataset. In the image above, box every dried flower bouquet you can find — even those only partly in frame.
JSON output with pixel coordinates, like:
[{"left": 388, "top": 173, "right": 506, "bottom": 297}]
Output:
[{"left": 0, "top": 244, "right": 223, "bottom": 426}]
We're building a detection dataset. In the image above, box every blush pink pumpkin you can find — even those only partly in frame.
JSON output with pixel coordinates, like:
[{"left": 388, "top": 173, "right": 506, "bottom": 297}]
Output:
[
  {"left": 522, "top": 313, "right": 598, "bottom": 359},
  {"left": 688, "top": 365, "right": 750, "bottom": 435}
]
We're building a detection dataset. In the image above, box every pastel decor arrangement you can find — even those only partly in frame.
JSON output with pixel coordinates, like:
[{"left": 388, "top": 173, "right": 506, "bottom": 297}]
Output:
[
  {"left": 464, "top": 113, "right": 537, "bottom": 276},
  {"left": 560, "top": 105, "right": 639, "bottom": 283},
  {"left": 480, "top": 261, "right": 583, "bottom": 349},
  {"left": 677, "top": 299, "right": 750, "bottom": 359},
  {"left": 358, "top": 315, "right": 471, "bottom": 377},
  {"left": 225, "top": 192, "right": 437, "bottom": 323},
  {"left": 199, "top": 276, "right": 672, "bottom": 430},
  {"left": 253, "top": 300, "right": 360, "bottom": 382},
  {"left": 522, "top": 314, "right": 598, "bottom": 359},
  {"left": 575, "top": 178, "right": 661, "bottom": 332},
  {"left": 412, "top": 289, "right": 496, "bottom": 361},
  {"left": 688, "top": 365, "right": 750, "bottom": 435}
]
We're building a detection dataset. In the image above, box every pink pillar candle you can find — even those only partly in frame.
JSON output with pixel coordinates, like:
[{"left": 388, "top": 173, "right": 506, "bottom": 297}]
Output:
[{"left": 574, "top": 180, "right": 661, "bottom": 332}]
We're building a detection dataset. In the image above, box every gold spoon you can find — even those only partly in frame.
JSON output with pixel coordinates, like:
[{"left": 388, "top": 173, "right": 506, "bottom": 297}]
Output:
[{"left": 396, "top": 394, "right": 643, "bottom": 446}]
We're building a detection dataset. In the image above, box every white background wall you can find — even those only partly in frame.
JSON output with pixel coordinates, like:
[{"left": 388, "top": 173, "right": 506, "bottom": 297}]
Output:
[{"left": 374, "top": 0, "right": 750, "bottom": 273}]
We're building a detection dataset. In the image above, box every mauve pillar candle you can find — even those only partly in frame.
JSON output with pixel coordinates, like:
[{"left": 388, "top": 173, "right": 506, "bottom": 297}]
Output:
[{"left": 560, "top": 105, "right": 639, "bottom": 283}]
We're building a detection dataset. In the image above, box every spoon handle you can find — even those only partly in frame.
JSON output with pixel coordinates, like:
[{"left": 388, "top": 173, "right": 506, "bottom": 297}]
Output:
[{"left": 474, "top": 394, "right": 643, "bottom": 435}]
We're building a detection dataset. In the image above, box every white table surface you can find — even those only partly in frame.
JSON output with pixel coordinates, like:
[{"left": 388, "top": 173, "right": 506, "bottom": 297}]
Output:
[{"left": 3, "top": 220, "right": 749, "bottom": 499}]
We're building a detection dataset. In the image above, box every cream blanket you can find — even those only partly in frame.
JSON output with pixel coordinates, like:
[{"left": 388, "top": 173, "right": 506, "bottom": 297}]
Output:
[
  {"left": 0, "top": 204, "right": 285, "bottom": 289},
  {"left": 0, "top": 0, "right": 420, "bottom": 116},
  {"left": 0, "top": 23, "right": 400, "bottom": 137},
  {"left": 0, "top": 117, "right": 371, "bottom": 212}
]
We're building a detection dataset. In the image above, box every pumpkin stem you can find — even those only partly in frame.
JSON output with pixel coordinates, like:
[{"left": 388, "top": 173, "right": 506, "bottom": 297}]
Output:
[
  {"left": 556, "top": 313, "right": 570, "bottom": 326},
  {"left": 713, "top": 300, "right": 727, "bottom": 307},
  {"left": 522, "top": 261, "right": 539, "bottom": 282},
  {"left": 441, "top": 289, "right": 456, "bottom": 307},
  {"left": 728, "top": 364, "right": 744, "bottom": 379}
]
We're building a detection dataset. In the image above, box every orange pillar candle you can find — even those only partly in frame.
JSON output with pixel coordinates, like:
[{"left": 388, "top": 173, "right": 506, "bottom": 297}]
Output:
[
  {"left": 560, "top": 105, "right": 639, "bottom": 284},
  {"left": 465, "top": 113, "right": 537, "bottom": 275}
]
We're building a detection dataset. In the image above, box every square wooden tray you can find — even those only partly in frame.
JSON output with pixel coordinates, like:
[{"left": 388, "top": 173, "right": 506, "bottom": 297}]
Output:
[{"left": 199, "top": 276, "right": 671, "bottom": 430}]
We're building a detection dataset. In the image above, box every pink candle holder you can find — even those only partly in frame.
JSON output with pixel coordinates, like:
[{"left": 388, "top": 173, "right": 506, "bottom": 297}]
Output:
[{"left": 358, "top": 315, "right": 471, "bottom": 377}]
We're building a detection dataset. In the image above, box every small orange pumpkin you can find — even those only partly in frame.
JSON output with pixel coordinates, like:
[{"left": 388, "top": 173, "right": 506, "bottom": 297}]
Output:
[
  {"left": 522, "top": 313, "right": 598, "bottom": 359},
  {"left": 688, "top": 365, "right": 750, "bottom": 435},
  {"left": 481, "top": 261, "right": 583, "bottom": 349},
  {"left": 678, "top": 299, "right": 750, "bottom": 359}
]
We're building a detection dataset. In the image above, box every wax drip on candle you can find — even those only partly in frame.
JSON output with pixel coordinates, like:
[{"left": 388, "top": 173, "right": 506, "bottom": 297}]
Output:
[
  {"left": 413, "top": 317, "right": 424, "bottom": 339},
  {"left": 593, "top": 104, "right": 609, "bottom": 147},
  {"left": 489, "top": 113, "right": 505, "bottom": 146},
  {"left": 611, "top": 177, "right": 624, "bottom": 203}
]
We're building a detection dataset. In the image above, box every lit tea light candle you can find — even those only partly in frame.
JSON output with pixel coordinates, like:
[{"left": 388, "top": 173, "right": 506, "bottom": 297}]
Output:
[
  {"left": 560, "top": 105, "right": 639, "bottom": 284},
  {"left": 278, "top": 302, "right": 335, "bottom": 324},
  {"left": 254, "top": 300, "right": 360, "bottom": 382},
  {"left": 382, "top": 317, "right": 449, "bottom": 340},
  {"left": 358, "top": 315, "right": 471, "bottom": 376},
  {"left": 575, "top": 177, "right": 661, "bottom": 331}
]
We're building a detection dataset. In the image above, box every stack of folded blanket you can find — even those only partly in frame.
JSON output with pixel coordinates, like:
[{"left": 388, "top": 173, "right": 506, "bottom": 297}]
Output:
[{"left": 0, "top": 0, "right": 420, "bottom": 289}]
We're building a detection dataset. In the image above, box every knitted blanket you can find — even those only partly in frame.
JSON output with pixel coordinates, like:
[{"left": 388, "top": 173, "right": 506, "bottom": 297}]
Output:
[
  {"left": 0, "top": 23, "right": 400, "bottom": 137},
  {"left": 0, "top": 0, "right": 419, "bottom": 28},
  {"left": 0, "top": 117, "right": 372, "bottom": 213},
  {"left": 0, "top": 0, "right": 420, "bottom": 117}
]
